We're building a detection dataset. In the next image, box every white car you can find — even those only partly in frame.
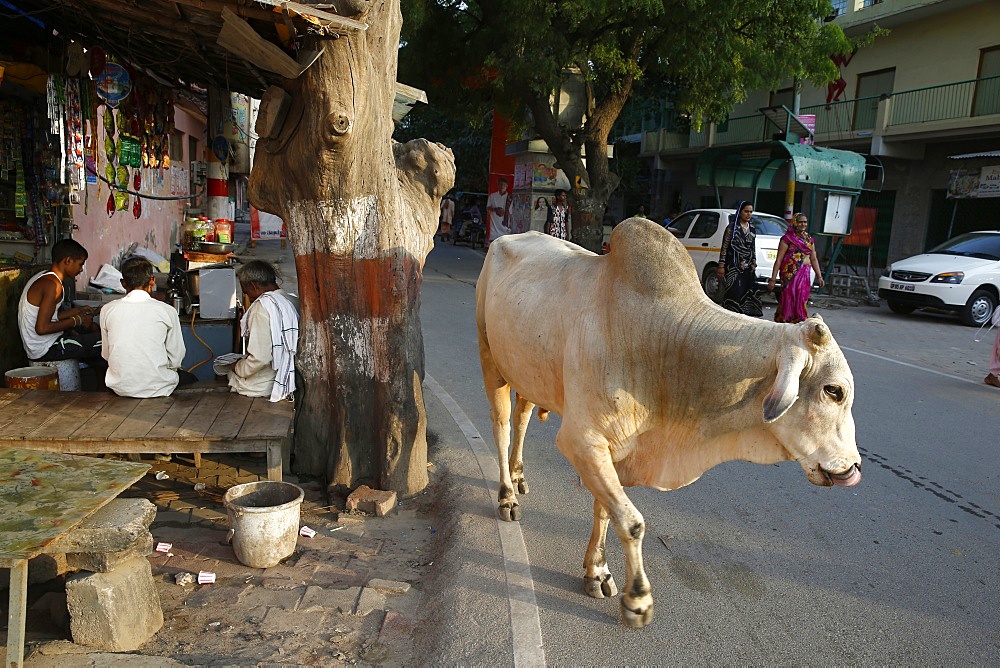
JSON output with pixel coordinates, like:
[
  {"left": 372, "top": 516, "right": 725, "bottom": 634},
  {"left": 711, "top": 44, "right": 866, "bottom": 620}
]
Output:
[
  {"left": 666, "top": 208, "right": 789, "bottom": 301},
  {"left": 877, "top": 230, "right": 1000, "bottom": 327}
]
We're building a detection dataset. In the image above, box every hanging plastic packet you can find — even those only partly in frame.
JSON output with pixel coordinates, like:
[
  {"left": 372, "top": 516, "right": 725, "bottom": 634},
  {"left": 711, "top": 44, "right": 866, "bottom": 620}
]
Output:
[{"left": 114, "top": 190, "right": 129, "bottom": 211}]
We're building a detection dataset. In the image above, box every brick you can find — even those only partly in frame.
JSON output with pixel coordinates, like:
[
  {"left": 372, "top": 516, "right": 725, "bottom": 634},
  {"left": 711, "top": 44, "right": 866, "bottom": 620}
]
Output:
[
  {"left": 238, "top": 584, "right": 304, "bottom": 610},
  {"left": 366, "top": 578, "right": 411, "bottom": 595},
  {"left": 65, "top": 556, "right": 163, "bottom": 651},
  {"left": 298, "top": 585, "right": 360, "bottom": 614},
  {"left": 310, "top": 565, "right": 368, "bottom": 588},
  {"left": 185, "top": 583, "right": 247, "bottom": 608},
  {"left": 356, "top": 587, "right": 386, "bottom": 616},
  {"left": 261, "top": 607, "right": 327, "bottom": 634},
  {"left": 345, "top": 485, "right": 397, "bottom": 517}
]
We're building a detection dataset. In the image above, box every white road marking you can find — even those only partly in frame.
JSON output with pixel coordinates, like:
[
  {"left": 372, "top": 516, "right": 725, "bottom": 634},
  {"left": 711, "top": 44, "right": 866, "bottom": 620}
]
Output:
[
  {"left": 840, "top": 346, "right": 981, "bottom": 385},
  {"left": 424, "top": 374, "right": 546, "bottom": 668}
]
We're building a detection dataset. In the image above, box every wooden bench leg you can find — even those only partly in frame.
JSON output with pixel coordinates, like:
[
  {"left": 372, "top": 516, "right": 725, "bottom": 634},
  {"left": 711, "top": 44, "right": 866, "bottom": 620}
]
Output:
[
  {"left": 266, "top": 444, "right": 282, "bottom": 481},
  {"left": 5, "top": 558, "right": 28, "bottom": 668},
  {"left": 194, "top": 453, "right": 202, "bottom": 469}
]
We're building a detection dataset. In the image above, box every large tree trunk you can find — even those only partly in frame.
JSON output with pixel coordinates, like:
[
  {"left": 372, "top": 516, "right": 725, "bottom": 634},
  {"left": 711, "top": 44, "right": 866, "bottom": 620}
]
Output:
[{"left": 248, "top": 0, "right": 455, "bottom": 498}]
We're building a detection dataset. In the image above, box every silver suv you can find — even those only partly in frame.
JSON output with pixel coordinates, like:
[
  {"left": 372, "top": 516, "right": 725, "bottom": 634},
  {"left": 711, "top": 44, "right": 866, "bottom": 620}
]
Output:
[{"left": 667, "top": 208, "right": 789, "bottom": 301}]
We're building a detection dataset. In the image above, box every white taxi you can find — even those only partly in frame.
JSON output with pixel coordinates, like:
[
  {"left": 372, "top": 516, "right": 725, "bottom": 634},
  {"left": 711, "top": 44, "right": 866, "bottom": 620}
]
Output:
[{"left": 667, "top": 208, "right": 789, "bottom": 301}]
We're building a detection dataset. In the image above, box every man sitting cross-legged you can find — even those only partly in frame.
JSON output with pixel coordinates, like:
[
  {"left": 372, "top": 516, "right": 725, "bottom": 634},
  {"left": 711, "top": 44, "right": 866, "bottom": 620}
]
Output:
[{"left": 100, "top": 256, "right": 196, "bottom": 397}]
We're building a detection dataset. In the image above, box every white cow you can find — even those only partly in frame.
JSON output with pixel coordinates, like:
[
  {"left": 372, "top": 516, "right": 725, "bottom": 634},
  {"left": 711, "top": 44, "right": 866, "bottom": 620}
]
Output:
[{"left": 475, "top": 217, "right": 861, "bottom": 628}]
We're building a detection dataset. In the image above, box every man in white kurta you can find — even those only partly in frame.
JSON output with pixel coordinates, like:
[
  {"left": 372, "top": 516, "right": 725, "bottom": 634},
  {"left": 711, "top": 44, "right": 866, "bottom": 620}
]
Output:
[
  {"left": 226, "top": 260, "right": 299, "bottom": 401},
  {"left": 100, "top": 257, "right": 186, "bottom": 397}
]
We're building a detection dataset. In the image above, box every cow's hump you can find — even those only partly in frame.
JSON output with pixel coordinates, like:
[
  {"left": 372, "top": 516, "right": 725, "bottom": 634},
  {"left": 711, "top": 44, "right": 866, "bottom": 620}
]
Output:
[{"left": 608, "top": 218, "right": 701, "bottom": 298}]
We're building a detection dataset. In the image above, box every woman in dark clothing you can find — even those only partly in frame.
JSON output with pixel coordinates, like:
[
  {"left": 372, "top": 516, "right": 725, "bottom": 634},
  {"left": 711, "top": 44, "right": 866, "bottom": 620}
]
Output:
[{"left": 715, "top": 200, "right": 762, "bottom": 317}]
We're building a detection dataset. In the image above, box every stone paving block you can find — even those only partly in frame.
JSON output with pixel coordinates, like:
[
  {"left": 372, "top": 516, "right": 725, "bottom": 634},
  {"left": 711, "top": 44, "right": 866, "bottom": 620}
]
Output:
[
  {"left": 310, "top": 565, "right": 368, "bottom": 589},
  {"left": 298, "top": 585, "right": 361, "bottom": 614},
  {"left": 345, "top": 485, "right": 397, "bottom": 517},
  {"left": 366, "top": 578, "right": 411, "bottom": 595},
  {"left": 65, "top": 556, "right": 163, "bottom": 651},
  {"left": 151, "top": 509, "right": 192, "bottom": 526},
  {"left": 190, "top": 506, "right": 228, "bottom": 524},
  {"left": 185, "top": 583, "right": 248, "bottom": 608},
  {"left": 65, "top": 532, "right": 154, "bottom": 573},
  {"left": 238, "top": 584, "right": 304, "bottom": 611},
  {"left": 261, "top": 607, "right": 327, "bottom": 634},
  {"left": 355, "top": 587, "right": 386, "bottom": 616},
  {"left": 294, "top": 549, "right": 352, "bottom": 570}
]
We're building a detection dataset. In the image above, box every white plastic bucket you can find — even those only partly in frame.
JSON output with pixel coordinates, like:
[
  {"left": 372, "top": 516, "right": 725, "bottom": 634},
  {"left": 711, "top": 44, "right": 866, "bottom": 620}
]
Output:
[{"left": 224, "top": 481, "right": 304, "bottom": 568}]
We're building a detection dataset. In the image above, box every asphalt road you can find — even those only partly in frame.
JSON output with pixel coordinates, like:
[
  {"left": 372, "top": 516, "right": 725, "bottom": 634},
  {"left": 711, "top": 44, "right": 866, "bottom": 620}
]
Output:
[{"left": 416, "top": 238, "right": 999, "bottom": 665}]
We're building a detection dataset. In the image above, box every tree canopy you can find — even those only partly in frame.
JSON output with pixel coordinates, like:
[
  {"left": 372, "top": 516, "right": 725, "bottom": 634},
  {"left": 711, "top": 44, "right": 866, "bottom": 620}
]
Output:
[{"left": 399, "top": 0, "right": 870, "bottom": 250}]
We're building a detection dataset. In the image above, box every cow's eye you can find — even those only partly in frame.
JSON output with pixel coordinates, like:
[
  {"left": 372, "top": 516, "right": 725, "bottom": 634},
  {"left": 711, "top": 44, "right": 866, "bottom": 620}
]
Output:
[{"left": 824, "top": 384, "right": 844, "bottom": 402}]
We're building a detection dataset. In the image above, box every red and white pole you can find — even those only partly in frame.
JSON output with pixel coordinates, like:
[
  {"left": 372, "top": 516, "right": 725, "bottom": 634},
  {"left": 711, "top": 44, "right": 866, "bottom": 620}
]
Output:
[{"left": 206, "top": 153, "right": 228, "bottom": 221}]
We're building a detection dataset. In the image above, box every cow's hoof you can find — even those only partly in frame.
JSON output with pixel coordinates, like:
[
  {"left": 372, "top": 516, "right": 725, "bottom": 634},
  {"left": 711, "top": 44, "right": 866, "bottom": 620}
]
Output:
[
  {"left": 584, "top": 573, "right": 618, "bottom": 599},
  {"left": 621, "top": 599, "right": 654, "bottom": 628},
  {"left": 515, "top": 479, "right": 529, "bottom": 494},
  {"left": 497, "top": 502, "right": 521, "bottom": 522}
]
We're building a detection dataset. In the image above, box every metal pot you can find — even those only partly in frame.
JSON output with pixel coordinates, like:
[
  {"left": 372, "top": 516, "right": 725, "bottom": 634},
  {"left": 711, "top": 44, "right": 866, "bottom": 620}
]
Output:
[{"left": 197, "top": 241, "right": 237, "bottom": 254}]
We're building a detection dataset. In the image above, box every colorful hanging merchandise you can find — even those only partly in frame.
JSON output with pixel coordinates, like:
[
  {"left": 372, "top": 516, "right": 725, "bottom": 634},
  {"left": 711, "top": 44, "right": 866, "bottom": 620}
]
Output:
[{"left": 64, "top": 78, "right": 85, "bottom": 203}]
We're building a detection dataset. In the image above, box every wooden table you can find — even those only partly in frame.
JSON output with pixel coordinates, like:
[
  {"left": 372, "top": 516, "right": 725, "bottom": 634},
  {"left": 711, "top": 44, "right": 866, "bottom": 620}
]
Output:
[
  {"left": 0, "top": 448, "right": 149, "bottom": 668},
  {"left": 0, "top": 388, "right": 293, "bottom": 482}
]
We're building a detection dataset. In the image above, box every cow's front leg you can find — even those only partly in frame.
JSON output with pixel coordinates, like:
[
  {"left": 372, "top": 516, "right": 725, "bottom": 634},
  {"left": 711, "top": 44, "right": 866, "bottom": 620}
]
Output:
[
  {"left": 510, "top": 393, "right": 533, "bottom": 494},
  {"left": 560, "top": 431, "right": 654, "bottom": 628},
  {"left": 583, "top": 498, "right": 618, "bottom": 599}
]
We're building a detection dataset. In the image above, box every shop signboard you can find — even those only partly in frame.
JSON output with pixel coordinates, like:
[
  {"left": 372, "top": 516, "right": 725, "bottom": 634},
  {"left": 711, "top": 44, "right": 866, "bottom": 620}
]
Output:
[{"left": 948, "top": 165, "right": 1000, "bottom": 199}]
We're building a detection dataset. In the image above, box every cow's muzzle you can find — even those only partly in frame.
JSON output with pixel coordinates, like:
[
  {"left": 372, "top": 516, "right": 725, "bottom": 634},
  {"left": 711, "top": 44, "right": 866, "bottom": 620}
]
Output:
[{"left": 823, "top": 463, "right": 861, "bottom": 487}]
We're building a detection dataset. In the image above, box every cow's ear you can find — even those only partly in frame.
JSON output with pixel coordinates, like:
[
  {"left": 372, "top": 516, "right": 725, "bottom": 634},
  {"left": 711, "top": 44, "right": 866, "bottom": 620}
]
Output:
[{"left": 763, "top": 349, "right": 807, "bottom": 423}]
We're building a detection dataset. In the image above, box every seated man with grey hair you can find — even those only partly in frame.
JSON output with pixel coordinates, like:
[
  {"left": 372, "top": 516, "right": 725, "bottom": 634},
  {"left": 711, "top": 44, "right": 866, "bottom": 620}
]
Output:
[{"left": 223, "top": 260, "right": 299, "bottom": 401}]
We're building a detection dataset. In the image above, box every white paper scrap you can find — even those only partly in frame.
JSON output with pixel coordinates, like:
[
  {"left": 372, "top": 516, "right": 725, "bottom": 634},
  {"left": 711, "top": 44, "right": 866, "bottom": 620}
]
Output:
[
  {"left": 299, "top": 526, "right": 316, "bottom": 538},
  {"left": 198, "top": 571, "right": 216, "bottom": 584},
  {"left": 155, "top": 542, "right": 172, "bottom": 553}
]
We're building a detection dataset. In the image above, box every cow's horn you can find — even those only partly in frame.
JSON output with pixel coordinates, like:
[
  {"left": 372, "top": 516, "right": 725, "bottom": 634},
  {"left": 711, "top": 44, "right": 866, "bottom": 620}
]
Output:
[{"left": 809, "top": 321, "right": 831, "bottom": 346}]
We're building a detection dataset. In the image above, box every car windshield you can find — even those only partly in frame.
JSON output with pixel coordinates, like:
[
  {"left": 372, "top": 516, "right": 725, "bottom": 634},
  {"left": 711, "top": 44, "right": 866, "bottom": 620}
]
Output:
[
  {"left": 928, "top": 232, "right": 1000, "bottom": 260},
  {"left": 727, "top": 213, "right": 788, "bottom": 236}
]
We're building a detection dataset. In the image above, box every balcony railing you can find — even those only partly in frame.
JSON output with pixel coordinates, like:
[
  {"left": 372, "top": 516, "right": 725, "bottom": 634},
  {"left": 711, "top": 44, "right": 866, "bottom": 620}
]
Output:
[
  {"left": 647, "top": 76, "right": 1000, "bottom": 155},
  {"left": 888, "top": 75, "right": 1000, "bottom": 126},
  {"left": 799, "top": 96, "right": 878, "bottom": 135},
  {"left": 714, "top": 114, "right": 767, "bottom": 145}
]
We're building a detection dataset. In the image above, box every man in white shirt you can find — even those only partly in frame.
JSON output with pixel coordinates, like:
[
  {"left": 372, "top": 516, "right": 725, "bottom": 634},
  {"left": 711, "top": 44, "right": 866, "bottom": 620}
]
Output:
[
  {"left": 100, "top": 256, "right": 191, "bottom": 397},
  {"left": 487, "top": 177, "right": 511, "bottom": 243},
  {"left": 224, "top": 260, "right": 299, "bottom": 402}
]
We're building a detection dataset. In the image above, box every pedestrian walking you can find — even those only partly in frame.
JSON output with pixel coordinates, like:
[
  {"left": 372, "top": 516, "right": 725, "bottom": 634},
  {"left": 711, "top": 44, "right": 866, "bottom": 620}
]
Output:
[
  {"left": 716, "top": 200, "right": 762, "bottom": 317},
  {"left": 769, "top": 212, "right": 825, "bottom": 323}
]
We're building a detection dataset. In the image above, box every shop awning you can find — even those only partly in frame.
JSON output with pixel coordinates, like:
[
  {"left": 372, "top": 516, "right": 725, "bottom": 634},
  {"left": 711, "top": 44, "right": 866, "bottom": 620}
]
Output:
[{"left": 696, "top": 141, "right": 868, "bottom": 192}]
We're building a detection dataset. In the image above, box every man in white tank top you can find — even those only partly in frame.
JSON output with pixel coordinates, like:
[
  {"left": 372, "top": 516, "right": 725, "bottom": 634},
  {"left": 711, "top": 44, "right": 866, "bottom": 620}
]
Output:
[{"left": 18, "top": 239, "right": 102, "bottom": 362}]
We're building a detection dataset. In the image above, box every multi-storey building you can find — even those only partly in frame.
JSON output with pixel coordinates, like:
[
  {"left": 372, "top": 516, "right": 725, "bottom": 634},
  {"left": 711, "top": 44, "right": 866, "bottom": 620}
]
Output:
[{"left": 640, "top": 0, "right": 999, "bottom": 270}]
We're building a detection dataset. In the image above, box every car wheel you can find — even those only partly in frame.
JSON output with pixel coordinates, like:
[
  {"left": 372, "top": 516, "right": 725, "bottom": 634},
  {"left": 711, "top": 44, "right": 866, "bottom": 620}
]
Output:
[
  {"left": 960, "top": 288, "right": 997, "bottom": 327},
  {"left": 887, "top": 300, "right": 916, "bottom": 315},
  {"left": 702, "top": 267, "right": 722, "bottom": 304}
]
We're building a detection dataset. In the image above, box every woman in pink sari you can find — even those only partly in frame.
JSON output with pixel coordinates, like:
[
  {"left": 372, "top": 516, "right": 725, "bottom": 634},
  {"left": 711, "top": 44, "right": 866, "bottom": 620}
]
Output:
[{"left": 768, "top": 213, "right": 825, "bottom": 323}]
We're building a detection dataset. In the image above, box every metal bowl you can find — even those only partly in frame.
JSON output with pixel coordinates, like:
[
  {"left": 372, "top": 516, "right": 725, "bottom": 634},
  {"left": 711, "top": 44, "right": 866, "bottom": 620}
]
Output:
[{"left": 196, "top": 241, "right": 237, "bottom": 254}]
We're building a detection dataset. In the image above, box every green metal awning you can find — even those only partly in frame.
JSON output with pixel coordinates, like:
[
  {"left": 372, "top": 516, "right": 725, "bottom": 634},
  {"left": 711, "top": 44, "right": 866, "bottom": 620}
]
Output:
[{"left": 696, "top": 141, "right": 867, "bottom": 192}]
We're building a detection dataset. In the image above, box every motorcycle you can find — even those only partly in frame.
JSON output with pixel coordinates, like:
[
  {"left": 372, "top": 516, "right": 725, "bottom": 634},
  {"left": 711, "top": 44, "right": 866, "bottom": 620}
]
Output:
[{"left": 451, "top": 214, "right": 485, "bottom": 250}]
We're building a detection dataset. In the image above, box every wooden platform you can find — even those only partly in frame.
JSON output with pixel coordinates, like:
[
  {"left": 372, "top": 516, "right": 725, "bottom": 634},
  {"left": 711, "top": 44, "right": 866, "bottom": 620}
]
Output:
[{"left": 0, "top": 388, "right": 293, "bottom": 481}]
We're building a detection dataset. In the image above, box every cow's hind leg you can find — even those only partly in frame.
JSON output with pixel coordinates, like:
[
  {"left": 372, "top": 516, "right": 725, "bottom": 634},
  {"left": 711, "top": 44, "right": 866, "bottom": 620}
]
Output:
[
  {"left": 510, "top": 393, "right": 533, "bottom": 494},
  {"left": 583, "top": 498, "right": 618, "bottom": 599},
  {"left": 479, "top": 342, "right": 519, "bottom": 521},
  {"left": 558, "top": 431, "right": 654, "bottom": 628}
]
